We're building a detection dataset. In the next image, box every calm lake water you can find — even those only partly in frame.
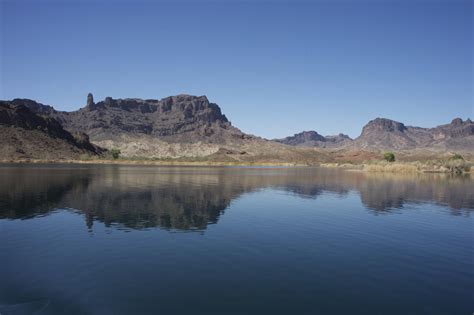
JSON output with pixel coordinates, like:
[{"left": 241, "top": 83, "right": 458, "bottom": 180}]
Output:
[{"left": 0, "top": 164, "right": 472, "bottom": 314}]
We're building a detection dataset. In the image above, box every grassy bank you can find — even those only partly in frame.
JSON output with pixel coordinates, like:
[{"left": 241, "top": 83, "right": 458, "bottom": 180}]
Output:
[{"left": 321, "top": 159, "right": 472, "bottom": 174}]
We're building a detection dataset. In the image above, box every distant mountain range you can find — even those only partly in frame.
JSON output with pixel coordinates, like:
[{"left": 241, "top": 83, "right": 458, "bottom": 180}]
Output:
[
  {"left": 0, "top": 93, "right": 473, "bottom": 161},
  {"left": 275, "top": 131, "right": 352, "bottom": 148},
  {"left": 277, "top": 117, "right": 474, "bottom": 151}
]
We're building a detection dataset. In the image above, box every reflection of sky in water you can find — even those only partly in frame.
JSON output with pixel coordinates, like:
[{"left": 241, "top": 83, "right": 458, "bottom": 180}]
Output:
[{"left": 0, "top": 165, "right": 472, "bottom": 314}]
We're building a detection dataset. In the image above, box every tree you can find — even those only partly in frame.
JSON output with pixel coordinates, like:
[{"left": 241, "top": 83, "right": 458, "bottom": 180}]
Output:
[
  {"left": 110, "top": 148, "right": 121, "bottom": 160},
  {"left": 383, "top": 152, "right": 395, "bottom": 162}
]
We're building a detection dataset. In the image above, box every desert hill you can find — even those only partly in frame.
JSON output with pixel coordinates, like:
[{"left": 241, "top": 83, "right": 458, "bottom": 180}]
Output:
[
  {"left": 0, "top": 102, "right": 102, "bottom": 159},
  {"left": 278, "top": 117, "right": 474, "bottom": 152}
]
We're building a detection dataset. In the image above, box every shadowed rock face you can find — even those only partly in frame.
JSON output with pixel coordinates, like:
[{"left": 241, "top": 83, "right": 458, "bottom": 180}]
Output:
[
  {"left": 8, "top": 94, "right": 276, "bottom": 158},
  {"left": 18, "top": 94, "right": 243, "bottom": 143},
  {"left": 0, "top": 166, "right": 471, "bottom": 231},
  {"left": 0, "top": 102, "right": 102, "bottom": 159},
  {"left": 361, "top": 118, "right": 407, "bottom": 134}
]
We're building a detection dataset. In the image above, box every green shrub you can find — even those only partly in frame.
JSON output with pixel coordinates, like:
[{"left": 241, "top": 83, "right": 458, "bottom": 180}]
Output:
[
  {"left": 450, "top": 154, "right": 464, "bottom": 161},
  {"left": 79, "top": 154, "right": 92, "bottom": 161},
  {"left": 110, "top": 148, "right": 121, "bottom": 160},
  {"left": 445, "top": 159, "right": 467, "bottom": 174},
  {"left": 383, "top": 152, "right": 395, "bottom": 162}
]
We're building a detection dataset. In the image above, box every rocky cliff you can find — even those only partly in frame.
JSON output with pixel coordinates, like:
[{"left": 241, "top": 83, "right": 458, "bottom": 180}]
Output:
[
  {"left": 11, "top": 94, "right": 308, "bottom": 160},
  {"left": 0, "top": 102, "right": 103, "bottom": 159},
  {"left": 19, "top": 94, "right": 245, "bottom": 142}
]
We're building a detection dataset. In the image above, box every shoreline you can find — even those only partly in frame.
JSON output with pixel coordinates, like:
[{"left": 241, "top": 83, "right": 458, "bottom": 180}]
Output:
[
  {"left": 0, "top": 159, "right": 471, "bottom": 174},
  {"left": 320, "top": 161, "right": 472, "bottom": 174},
  {"left": 0, "top": 159, "right": 306, "bottom": 167}
]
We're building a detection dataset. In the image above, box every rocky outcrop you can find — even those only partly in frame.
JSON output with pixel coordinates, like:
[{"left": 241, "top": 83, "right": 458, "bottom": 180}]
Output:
[
  {"left": 0, "top": 102, "right": 103, "bottom": 159},
  {"left": 11, "top": 94, "right": 300, "bottom": 159},
  {"left": 21, "top": 93, "right": 247, "bottom": 143},
  {"left": 275, "top": 131, "right": 325, "bottom": 146},
  {"left": 353, "top": 117, "right": 474, "bottom": 151},
  {"left": 275, "top": 131, "right": 353, "bottom": 147},
  {"left": 325, "top": 133, "right": 352, "bottom": 144}
]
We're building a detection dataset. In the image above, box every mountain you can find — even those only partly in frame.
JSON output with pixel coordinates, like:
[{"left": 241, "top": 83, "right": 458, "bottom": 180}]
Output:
[
  {"left": 0, "top": 102, "right": 103, "bottom": 160},
  {"left": 3, "top": 93, "right": 472, "bottom": 161},
  {"left": 13, "top": 94, "right": 246, "bottom": 141},
  {"left": 9, "top": 94, "right": 250, "bottom": 158},
  {"left": 8, "top": 94, "right": 325, "bottom": 162},
  {"left": 276, "top": 118, "right": 474, "bottom": 152},
  {"left": 353, "top": 117, "right": 474, "bottom": 151},
  {"left": 274, "top": 131, "right": 353, "bottom": 147}
]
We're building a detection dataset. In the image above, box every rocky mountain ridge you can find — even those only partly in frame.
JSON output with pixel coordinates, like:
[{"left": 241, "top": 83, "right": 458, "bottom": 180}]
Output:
[
  {"left": 352, "top": 117, "right": 474, "bottom": 151},
  {"left": 0, "top": 102, "right": 102, "bottom": 159},
  {"left": 279, "top": 117, "right": 474, "bottom": 152},
  {"left": 5, "top": 94, "right": 292, "bottom": 160},
  {"left": 1, "top": 93, "right": 473, "bottom": 160},
  {"left": 275, "top": 131, "right": 353, "bottom": 147},
  {"left": 14, "top": 94, "right": 246, "bottom": 143}
]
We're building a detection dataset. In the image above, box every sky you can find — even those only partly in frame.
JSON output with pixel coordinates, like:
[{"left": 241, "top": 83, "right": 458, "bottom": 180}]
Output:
[{"left": 1, "top": 0, "right": 472, "bottom": 139}]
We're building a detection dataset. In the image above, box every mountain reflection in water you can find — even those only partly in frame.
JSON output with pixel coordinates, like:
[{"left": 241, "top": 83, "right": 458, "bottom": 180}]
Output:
[{"left": 0, "top": 165, "right": 472, "bottom": 231}]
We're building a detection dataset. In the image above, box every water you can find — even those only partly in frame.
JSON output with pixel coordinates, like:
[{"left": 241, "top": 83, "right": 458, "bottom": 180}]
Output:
[{"left": 0, "top": 164, "right": 472, "bottom": 314}]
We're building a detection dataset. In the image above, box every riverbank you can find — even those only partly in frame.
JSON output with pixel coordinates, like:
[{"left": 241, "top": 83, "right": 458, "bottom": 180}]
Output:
[
  {"left": 1, "top": 158, "right": 471, "bottom": 174},
  {"left": 0, "top": 158, "right": 305, "bottom": 167},
  {"left": 320, "top": 160, "right": 472, "bottom": 174}
]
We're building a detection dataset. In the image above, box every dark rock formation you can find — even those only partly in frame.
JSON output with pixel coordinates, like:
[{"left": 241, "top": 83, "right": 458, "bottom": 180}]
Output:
[
  {"left": 324, "top": 133, "right": 353, "bottom": 144},
  {"left": 0, "top": 102, "right": 103, "bottom": 159},
  {"left": 86, "top": 93, "right": 96, "bottom": 110},
  {"left": 275, "top": 131, "right": 353, "bottom": 147},
  {"left": 360, "top": 118, "right": 407, "bottom": 134},
  {"left": 275, "top": 131, "right": 325, "bottom": 146},
  {"left": 21, "top": 94, "right": 244, "bottom": 143}
]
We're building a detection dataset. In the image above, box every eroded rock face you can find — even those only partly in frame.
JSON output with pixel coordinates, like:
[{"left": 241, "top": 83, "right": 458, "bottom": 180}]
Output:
[
  {"left": 435, "top": 118, "right": 474, "bottom": 138},
  {"left": 360, "top": 118, "right": 407, "bottom": 135},
  {"left": 9, "top": 94, "right": 268, "bottom": 158},
  {"left": 0, "top": 102, "right": 103, "bottom": 159},
  {"left": 86, "top": 93, "right": 96, "bottom": 110},
  {"left": 28, "top": 94, "right": 241, "bottom": 144},
  {"left": 0, "top": 103, "right": 74, "bottom": 140}
]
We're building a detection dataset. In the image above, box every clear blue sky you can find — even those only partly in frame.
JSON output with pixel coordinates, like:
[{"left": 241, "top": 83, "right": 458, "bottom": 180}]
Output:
[{"left": 1, "top": 0, "right": 472, "bottom": 138}]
